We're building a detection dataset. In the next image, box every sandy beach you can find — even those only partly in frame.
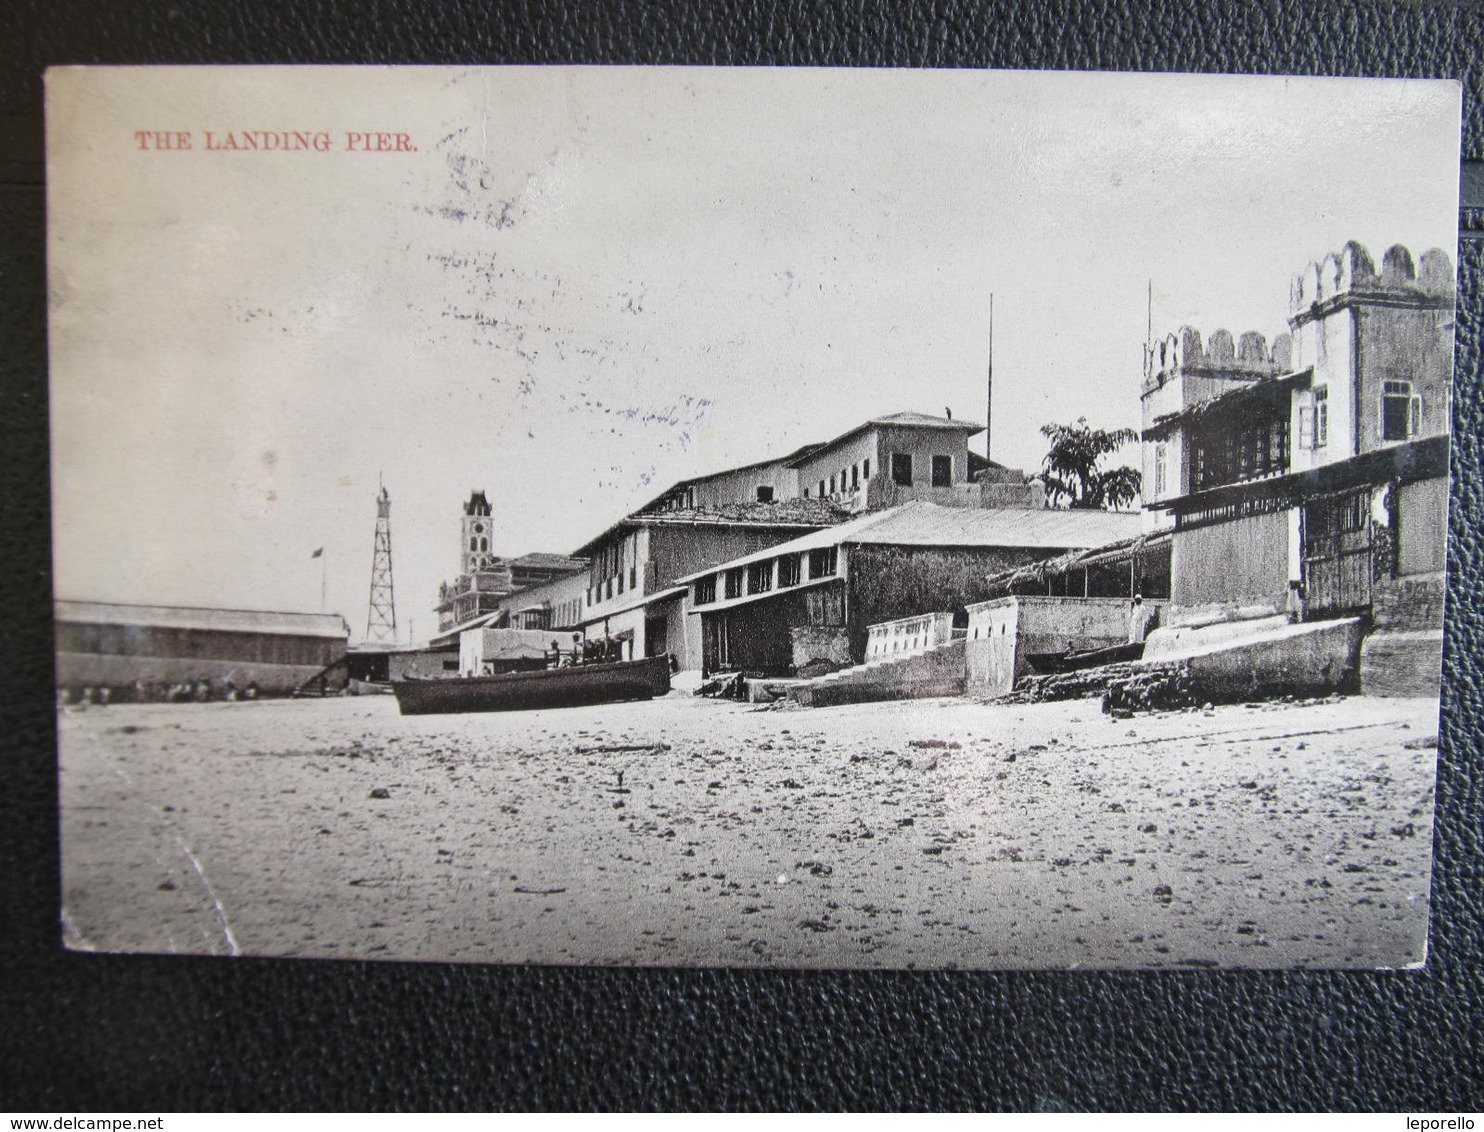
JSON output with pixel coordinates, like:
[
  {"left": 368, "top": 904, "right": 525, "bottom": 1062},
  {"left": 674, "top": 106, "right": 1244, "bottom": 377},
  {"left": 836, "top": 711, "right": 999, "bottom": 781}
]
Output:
[{"left": 57, "top": 691, "right": 1438, "bottom": 969}]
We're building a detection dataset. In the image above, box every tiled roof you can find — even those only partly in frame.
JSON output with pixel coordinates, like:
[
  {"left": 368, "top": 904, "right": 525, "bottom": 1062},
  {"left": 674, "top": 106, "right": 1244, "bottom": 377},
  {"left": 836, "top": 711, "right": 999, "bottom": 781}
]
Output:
[
  {"left": 574, "top": 497, "right": 849, "bottom": 557},
  {"left": 509, "top": 552, "right": 589, "bottom": 571},
  {"left": 636, "top": 498, "right": 852, "bottom": 525},
  {"left": 787, "top": 412, "right": 984, "bottom": 466},
  {"left": 55, "top": 600, "right": 350, "bottom": 639},
  {"left": 871, "top": 411, "right": 985, "bottom": 429},
  {"left": 634, "top": 441, "right": 826, "bottom": 513}
]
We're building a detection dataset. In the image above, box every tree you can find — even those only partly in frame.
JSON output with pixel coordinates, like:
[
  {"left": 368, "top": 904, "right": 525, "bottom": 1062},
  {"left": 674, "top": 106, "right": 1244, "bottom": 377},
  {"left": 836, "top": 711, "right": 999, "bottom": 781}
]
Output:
[{"left": 1039, "top": 417, "right": 1142, "bottom": 510}]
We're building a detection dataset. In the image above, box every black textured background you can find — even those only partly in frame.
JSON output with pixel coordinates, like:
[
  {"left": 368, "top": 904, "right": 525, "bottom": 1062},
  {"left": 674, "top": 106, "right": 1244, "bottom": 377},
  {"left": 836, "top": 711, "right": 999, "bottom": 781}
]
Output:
[{"left": 3, "top": 0, "right": 1483, "bottom": 1111}]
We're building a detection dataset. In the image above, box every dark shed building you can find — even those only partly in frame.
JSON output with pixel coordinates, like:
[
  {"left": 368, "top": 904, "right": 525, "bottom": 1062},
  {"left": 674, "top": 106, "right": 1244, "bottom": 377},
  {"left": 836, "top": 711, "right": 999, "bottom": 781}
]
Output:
[{"left": 682, "top": 502, "right": 1141, "bottom": 677}]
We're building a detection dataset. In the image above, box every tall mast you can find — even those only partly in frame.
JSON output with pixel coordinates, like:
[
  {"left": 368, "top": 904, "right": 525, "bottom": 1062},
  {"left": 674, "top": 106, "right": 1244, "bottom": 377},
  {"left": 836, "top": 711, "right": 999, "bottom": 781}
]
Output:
[
  {"left": 1145, "top": 278, "right": 1153, "bottom": 378},
  {"left": 985, "top": 293, "right": 994, "bottom": 462},
  {"left": 366, "top": 480, "right": 398, "bottom": 643}
]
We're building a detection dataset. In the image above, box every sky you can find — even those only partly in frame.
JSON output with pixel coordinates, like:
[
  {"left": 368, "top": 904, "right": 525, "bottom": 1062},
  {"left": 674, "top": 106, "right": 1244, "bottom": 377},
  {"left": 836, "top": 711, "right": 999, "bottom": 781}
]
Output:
[{"left": 47, "top": 66, "right": 1461, "bottom": 643}]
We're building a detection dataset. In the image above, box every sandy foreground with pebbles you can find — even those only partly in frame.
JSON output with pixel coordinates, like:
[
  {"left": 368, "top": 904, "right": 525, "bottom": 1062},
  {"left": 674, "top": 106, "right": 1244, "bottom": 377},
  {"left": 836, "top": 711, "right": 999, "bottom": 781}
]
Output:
[{"left": 58, "top": 691, "right": 1439, "bottom": 969}]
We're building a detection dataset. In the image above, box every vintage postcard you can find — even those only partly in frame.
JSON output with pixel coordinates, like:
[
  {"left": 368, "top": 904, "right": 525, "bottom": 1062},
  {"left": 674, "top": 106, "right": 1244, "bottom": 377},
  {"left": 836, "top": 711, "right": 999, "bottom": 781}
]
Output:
[{"left": 47, "top": 66, "right": 1460, "bottom": 968}]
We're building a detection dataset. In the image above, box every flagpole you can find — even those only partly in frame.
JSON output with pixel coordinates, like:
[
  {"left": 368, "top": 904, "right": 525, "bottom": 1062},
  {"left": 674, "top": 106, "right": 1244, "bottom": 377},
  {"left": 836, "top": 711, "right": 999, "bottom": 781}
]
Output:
[{"left": 321, "top": 550, "right": 327, "bottom": 613}]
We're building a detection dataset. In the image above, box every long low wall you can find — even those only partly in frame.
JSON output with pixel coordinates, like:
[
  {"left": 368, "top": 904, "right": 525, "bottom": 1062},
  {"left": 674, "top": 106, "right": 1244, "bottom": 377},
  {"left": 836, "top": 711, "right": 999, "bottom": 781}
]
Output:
[
  {"left": 1021, "top": 616, "right": 1367, "bottom": 710},
  {"left": 1170, "top": 617, "right": 1364, "bottom": 696},
  {"left": 865, "top": 611, "right": 956, "bottom": 660},
  {"left": 789, "top": 641, "right": 967, "bottom": 708},
  {"left": 965, "top": 596, "right": 1164, "bottom": 698}
]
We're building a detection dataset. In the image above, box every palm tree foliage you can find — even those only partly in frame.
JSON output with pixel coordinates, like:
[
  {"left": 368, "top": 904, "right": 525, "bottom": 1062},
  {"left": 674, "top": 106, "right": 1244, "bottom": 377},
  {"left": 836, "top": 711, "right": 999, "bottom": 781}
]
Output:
[{"left": 1039, "top": 418, "right": 1142, "bottom": 510}]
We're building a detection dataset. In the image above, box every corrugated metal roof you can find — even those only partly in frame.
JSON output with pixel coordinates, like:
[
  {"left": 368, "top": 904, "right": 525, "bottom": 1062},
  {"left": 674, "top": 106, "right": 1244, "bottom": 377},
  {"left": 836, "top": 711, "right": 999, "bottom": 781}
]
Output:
[
  {"left": 55, "top": 600, "right": 349, "bottom": 639},
  {"left": 674, "top": 502, "right": 1143, "bottom": 583},
  {"left": 848, "top": 502, "right": 1141, "bottom": 548}
]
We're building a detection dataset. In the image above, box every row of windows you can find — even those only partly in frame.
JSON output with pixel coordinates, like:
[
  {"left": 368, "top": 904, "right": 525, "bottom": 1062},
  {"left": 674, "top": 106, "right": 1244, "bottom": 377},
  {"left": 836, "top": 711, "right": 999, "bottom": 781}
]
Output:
[
  {"left": 512, "top": 596, "right": 584, "bottom": 631},
  {"left": 1168, "top": 384, "right": 1422, "bottom": 497},
  {"left": 692, "top": 547, "right": 838, "bottom": 605},
  {"left": 806, "top": 458, "right": 872, "bottom": 499},
  {"left": 1193, "top": 416, "right": 1290, "bottom": 492},
  {"left": 897, "top": 453, "right": 954, "bottom": 488},
  {"left": 1295, "top": 383, "right": 1421, "bottom": 453},
  {"left": 799, "top": 452, "right": 957, "bottom": 499},
  {"left": 587, "top": 564, "right": 639, "bottom": 607}
]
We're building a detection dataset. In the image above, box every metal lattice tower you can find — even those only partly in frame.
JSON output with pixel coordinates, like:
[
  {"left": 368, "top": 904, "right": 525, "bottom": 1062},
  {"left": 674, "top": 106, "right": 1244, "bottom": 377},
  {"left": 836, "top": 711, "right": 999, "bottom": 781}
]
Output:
[{"left": 366, "top": 485, "right": 397, "bottom": 643}]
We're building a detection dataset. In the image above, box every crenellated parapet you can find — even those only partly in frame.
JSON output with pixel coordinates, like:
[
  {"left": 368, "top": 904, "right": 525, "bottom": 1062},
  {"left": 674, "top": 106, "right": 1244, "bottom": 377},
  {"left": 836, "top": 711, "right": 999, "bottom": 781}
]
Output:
[
  {"left": 1143, "top": 325, "right": 1290, "bottom": 390},
  {"left": 1289, "top": 240, "right": 1454, "bottom": 322}
]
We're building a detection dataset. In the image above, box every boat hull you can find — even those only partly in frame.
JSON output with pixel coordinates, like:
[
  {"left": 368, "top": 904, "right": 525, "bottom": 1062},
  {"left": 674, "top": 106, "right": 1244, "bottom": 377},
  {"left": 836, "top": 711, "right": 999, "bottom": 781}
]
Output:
[{"left": 391, "top": 656, "right": 672, "bottom": 715}]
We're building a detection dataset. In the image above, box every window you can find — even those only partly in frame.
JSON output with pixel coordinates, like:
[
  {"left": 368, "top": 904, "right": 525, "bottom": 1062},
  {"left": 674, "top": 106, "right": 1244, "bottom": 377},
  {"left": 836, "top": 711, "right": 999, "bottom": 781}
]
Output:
[
  {"left": 863, "top": 458, "right": 871, "bottom": 480},
  {"left": 803, "top": 487, "right": 810, "bottom": 498},
  {"left": 1300, "top": 388, "right": 1329, "bottom": 450},
  {"left": 694, "top": 576, "right": 717, "bottom": 605},
  {"left": 818, "top": 480, "right": 825, "bottom": 497},
  {"left": 851, "top": 465, "right": 859, "bottom": 489},
  {"left": 1191, "top": 415, "right": 1290, "bottom": 490},
  {"left": 891, "top": 453, "right": 913, "bottom": 486},
  {"left": 630, "top": 565, "right": 637, "bottom": 589},
  {"left": 1382, "top": 380, "right": 1418, "bottom": 442},
  {"left": 808, "top": 546, "right": 838, "bottom": 578},
  {"left": 469, "top": 537, "right": 478, "bottom": 552},
  {"left": 778, "top": 555, "right": 801, "bottom": 587},
  {"left": 724, "top": 568, "right": 744, "bottom": 599},
  {"left": 747, "top": 561, "right": 773, "bottom": 595},
  {"left": 606, "top": 578, "right": 614, "bottom": 599},
  {"left": 931, "top": 455, "right": 952, "bottom": 487},
  {"left": 756, "top": 486, "right": 774, "bottom": 503},
  {"left": 1267, "top": 419, "right": 1286, "bottom": 466},
  {"left": 828, "top": 474, "right": 836, "bottom": 494}
]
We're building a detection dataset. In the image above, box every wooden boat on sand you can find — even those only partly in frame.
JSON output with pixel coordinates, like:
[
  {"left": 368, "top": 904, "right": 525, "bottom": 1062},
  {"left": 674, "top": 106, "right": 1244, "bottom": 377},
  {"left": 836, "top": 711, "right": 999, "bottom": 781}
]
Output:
[{"left": 391, "top": 655, "right": 672, "bottom": 715}]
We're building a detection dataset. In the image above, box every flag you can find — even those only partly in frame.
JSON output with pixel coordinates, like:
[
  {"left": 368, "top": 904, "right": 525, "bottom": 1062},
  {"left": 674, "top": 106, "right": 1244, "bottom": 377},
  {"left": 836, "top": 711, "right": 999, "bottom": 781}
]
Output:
[{"left": 310, "top": 547, "right": 323, "bottom": 559}]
